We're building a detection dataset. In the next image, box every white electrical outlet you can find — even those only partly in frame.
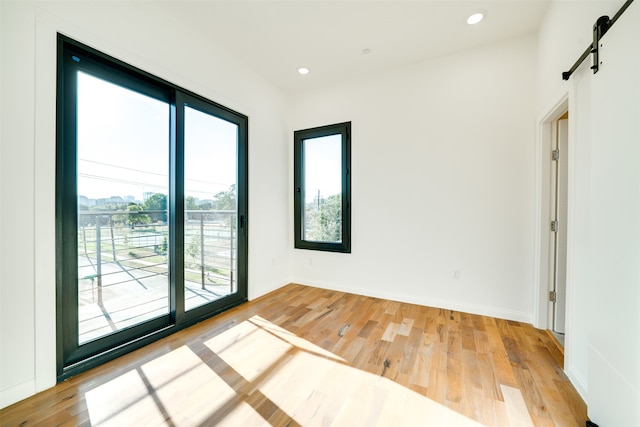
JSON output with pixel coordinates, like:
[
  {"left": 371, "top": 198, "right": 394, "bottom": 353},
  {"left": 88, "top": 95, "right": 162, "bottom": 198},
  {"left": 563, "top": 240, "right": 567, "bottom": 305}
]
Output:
[{"left": 453, "top": 269, "right": 460, "bottom": 279}]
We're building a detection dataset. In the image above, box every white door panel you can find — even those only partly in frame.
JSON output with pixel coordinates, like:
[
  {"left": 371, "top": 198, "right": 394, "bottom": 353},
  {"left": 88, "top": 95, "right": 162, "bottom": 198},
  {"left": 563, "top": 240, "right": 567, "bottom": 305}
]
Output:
[{"left": 588, "top": 1, "right": 640, "bottom": 424}]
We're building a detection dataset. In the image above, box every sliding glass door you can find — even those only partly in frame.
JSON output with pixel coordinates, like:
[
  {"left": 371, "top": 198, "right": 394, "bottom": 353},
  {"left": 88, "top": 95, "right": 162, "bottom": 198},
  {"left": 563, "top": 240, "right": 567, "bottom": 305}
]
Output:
[
  {"left": 76, "top": 71, "right": 171, "bottom": 345},
  {"left": 57, "top": 36, "right": 248, "bottom": 379},
  {"left": 183, "top": 104, "right": 239, "bottom": 312}
]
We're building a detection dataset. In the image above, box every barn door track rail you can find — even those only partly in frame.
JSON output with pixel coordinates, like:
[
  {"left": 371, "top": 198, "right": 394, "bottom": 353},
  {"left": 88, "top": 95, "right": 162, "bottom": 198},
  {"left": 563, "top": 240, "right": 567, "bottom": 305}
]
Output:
[{"left": 562, "top": 0, "right": 634, "bottom": 80}]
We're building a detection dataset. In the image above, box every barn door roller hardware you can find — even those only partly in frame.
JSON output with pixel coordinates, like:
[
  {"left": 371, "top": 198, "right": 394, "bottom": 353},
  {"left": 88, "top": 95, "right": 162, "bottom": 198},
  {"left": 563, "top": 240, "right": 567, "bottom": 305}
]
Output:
[{"left": 562, "top": 0, "right": 634, "bottom": 80}]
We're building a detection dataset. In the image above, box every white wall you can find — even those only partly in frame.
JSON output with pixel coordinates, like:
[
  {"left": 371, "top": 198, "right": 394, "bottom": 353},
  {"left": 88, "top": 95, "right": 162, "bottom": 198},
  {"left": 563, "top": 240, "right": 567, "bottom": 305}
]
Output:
[
  {"left": 1, "top": 1, "right": 37, "bottom": 409},
  {"left": 0, "top": 1, "right": 291, "bottom": 408},
  {"left": 537, "top": 0, "right": 640, "bottom": 423},
  {"left": 290, "top": 35, "right": 538, "bottom": 323}
]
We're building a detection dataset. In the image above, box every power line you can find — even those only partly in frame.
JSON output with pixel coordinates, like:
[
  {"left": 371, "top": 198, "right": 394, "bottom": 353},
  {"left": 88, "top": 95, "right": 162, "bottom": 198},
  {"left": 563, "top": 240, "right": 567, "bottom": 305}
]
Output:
[
  {"left": 80, "top": 159, "right": 166, "bottom": 177},
  {"left": 78, "top": 173, "right": 230, "bottom": 197},
  {"left": 79, "top": 158, "right": 233, "bottom": 186},
  {"left": 79, "top": 173, "right": 166, "bottom": 189}
]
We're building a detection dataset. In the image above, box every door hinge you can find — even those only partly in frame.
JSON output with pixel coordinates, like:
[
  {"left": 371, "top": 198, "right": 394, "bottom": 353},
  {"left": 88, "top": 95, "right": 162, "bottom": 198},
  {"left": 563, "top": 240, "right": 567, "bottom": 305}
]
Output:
[
  {"left": 549, "top": 290, "right": 557, "bottom": 303},
  {"left": 552, "top": 149, "right": 560, "bottom": 161},
  {"left": 551, "top": 220, "right": 559, "bottom": 232}
]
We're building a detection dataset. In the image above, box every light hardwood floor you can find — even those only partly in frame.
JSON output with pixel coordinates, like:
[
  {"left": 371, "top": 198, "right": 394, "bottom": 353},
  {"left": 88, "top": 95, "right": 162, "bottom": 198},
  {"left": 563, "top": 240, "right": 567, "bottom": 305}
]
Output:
[{"left": 0, "top": 283, "right": 587, "bottom": 426}]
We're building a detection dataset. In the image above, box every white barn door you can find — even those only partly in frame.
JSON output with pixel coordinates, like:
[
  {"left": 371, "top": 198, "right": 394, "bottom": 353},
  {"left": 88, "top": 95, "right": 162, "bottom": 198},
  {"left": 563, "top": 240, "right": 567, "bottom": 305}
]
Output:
[{"left": 588, "top": 1, "right": 640, "bottom": 424}]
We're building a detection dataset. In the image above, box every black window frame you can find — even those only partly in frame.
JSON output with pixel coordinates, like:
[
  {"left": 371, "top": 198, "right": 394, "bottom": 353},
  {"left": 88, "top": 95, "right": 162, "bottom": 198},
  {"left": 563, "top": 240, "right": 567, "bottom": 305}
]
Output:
[
  {"left": 294, "top": 122, "right": 351, "bottom": 253},
  {"left": 56, "top": 34, "right": 249, "bottom": 380}
]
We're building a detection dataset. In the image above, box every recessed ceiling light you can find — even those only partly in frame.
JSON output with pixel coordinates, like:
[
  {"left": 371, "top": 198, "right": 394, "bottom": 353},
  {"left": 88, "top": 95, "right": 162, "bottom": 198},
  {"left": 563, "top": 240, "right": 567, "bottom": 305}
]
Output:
[
  {"left": 298, "top": 67, "right": 310, "bottom": 75},
  {"left": 467, "top": 11, "right": 486, "bottom": 25}
]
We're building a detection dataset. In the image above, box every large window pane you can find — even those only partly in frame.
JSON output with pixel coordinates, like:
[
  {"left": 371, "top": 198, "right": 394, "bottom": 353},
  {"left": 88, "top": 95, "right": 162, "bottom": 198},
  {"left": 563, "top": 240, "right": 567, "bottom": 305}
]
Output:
[
  {"left": 303, "top": 135, "right": 343, "bottom": 243},
  {"left": 76, "top": 72, "right": 170, "bottom": 344},
  {"left": 184, "top": 106, "right": 238, "bottom": 311}
]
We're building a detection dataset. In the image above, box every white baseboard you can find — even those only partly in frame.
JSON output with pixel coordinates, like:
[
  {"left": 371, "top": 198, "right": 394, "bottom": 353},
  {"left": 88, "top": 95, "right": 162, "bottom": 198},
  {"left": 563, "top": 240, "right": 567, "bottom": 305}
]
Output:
[
  {"left": 565, "top": 365, "right": 588, "bottom": 403},
  {"left": 1, "top": 379, "right": 35, "bottom": 410},
  {"left": 291, "top": 278, "right": 533, "bottom": 324}
]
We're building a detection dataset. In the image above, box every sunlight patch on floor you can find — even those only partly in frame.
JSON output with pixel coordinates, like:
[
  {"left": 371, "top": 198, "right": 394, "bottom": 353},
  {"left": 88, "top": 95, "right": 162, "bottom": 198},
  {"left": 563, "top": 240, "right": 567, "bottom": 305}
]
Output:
[
  {"left": 501, "top": 385, "right": 534, "bottom": 426},
  {"left": 86, "top": 316, "right": 486, "bottom": 426},
  {"left": 204, "top": 316, "right": 295, "bottom": 383},
  {"left": 85, "top": 368, "right": 164, "bottom": 426},
  {"left": 86, "top": 346, "right": 242, "bottom": 426}
]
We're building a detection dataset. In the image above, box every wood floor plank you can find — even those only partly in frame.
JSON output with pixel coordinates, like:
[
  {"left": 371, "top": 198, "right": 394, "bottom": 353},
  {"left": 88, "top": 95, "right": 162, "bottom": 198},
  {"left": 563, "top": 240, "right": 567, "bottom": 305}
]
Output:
[
  {"left": 446, "top": 356, "right": 463, "bottom": 403},
  {"left": 553, "top": 377, "right": 589, "bottom": 423},
  {"left": 501, "top": 384, "right": 535, "bottom": 426},
  {"left": 427, "top": 345, "right": 449, "bottom": 403},
  {"left": 399, "top": 326, "right": 423, "bottom": 376},
  {"left": 513, "top": 365, "right": 554, "bottom": 422},
  {"left": 485, "top": 319, "right": 519, "bottom": 388},
  {"left": 475, "top": 351, "right": 504, "bottom": 401},
  {"left": 411, "top": 335, "right": 434, "bottom": 389},
  {"left": 380, "top": 322, "right": 399, "bottom": 342},
  {"left": 0, "top": 283, "right": 588, "bottom": 426},
  {"left": 474, "top": 329, "right": 491, "bottom": 354},
  {"left": 461, "top": 325, "right": 477, "bottom": 352},
  {"left": 461, "top": 349, "right": 483, "bottom": 392}
]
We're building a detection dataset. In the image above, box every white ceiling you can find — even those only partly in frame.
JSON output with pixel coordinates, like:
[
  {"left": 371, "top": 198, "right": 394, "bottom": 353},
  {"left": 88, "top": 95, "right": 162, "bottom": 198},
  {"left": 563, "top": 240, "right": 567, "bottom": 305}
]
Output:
[{"left": 161, "top": 1, "right": 551, "bottom": 94}]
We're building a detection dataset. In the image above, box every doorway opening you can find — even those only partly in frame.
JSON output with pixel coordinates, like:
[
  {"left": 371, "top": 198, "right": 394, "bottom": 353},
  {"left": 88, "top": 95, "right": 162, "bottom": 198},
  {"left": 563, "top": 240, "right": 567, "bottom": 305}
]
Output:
[
  {"left": 535, "top": 94, "right": 570, "bottom": 356},
  {"left": 549, "top": 112, "right": 569, "bottom": 347}
]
